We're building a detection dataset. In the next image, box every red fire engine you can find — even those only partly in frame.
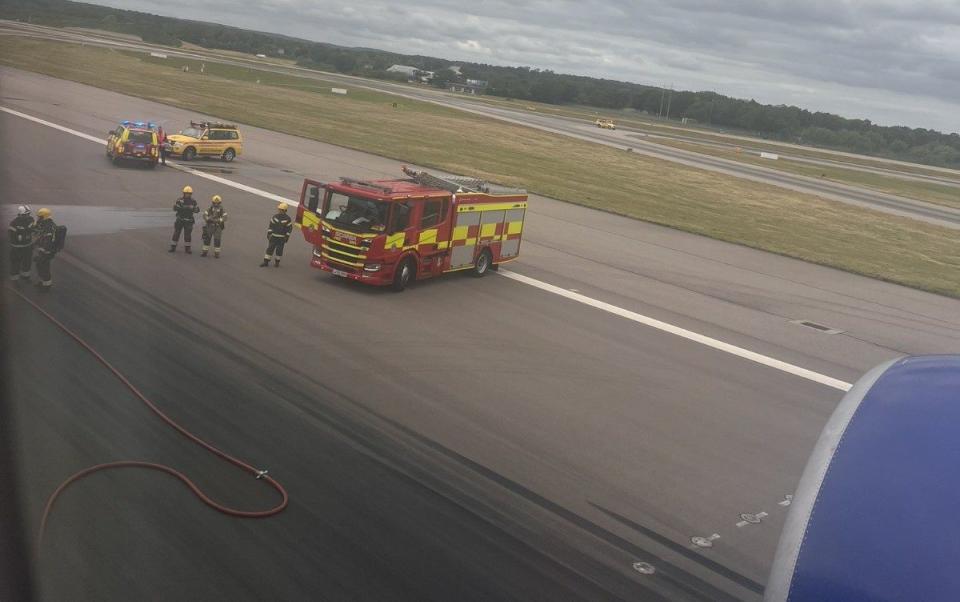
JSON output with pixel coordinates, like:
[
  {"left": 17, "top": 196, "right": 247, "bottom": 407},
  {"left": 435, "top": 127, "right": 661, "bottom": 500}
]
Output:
[{"left": 296, "top": 167, "right": 527, "bottom": 291}]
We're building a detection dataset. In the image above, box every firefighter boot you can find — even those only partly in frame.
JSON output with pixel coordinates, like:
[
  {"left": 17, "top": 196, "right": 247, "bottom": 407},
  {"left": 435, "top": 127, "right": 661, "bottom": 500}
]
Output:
[
  {"left": 168, "top": 244, "right": 176, "bottom": 252},
  {"left": 214, "top": 248, "right": 221, "bottom": 258},
  {"left": 260, "top": 258, "right": 270, "bottom": 267},
  {"left": 185, "top": 245, "right": 192, "bottom": 254},
  {"left": 201, "top": 249, "right": 208, "bottom": 257},
  {"left": 274, "top": 258, "right": 280, "bottom": 267}
]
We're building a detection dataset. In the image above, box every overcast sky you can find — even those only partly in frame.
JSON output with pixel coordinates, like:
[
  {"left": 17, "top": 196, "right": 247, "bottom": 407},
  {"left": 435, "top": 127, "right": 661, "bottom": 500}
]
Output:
[{"left": 97, "top": 0, "right": 960, "bottom": 133}]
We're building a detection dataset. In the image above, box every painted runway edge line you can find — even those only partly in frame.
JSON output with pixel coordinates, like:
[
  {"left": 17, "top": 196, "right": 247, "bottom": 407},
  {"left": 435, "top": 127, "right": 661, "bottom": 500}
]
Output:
[{"left": 2, "top": 105, "right": 854, "bottom": 392}]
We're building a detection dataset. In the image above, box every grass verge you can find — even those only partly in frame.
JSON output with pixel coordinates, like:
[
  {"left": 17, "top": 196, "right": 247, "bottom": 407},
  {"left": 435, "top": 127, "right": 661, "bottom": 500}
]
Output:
[
  {"left": 644, "top": 138, "right": 960, "bottom": 209},
  {"left": 2, "top": 36, "right": 960, "bottom": 297}
]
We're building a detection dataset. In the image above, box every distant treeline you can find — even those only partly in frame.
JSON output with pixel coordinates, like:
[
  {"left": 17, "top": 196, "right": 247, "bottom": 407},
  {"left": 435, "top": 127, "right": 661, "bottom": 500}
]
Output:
[{"left": 6, "top": 0, "right": 959, "bottom": 167}]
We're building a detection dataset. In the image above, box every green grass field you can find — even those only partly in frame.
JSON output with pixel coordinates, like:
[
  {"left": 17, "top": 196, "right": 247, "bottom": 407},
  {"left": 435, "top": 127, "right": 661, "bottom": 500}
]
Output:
[
  {"left": 458, "top": 94, "right": 960, "bottom": 182},
  {"left": 3, "top": 36, "right": 960, "bottom": 297},
  {"left": 642, "top": 137, "right": 960, "bottom": 209}
]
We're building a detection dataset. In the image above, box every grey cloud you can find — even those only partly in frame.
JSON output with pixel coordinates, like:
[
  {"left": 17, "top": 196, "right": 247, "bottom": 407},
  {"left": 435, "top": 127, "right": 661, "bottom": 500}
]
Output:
[{"left": 100, "top": 0, "right": 959, "bottom": 131}]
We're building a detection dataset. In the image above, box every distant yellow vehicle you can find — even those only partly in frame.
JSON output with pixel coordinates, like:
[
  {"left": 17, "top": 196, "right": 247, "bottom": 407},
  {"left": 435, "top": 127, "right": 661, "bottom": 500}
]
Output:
[
  {"left": 595, "top": 118, "right": 616, "bottom": 130},
  {"left": 167, "top": 121, "right": 243, "bottom": 161}
]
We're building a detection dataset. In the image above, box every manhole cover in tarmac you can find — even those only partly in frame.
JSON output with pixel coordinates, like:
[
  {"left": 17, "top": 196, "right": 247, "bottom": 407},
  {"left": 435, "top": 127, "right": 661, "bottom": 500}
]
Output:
[{"left": 632, "top": 561, "right": 656, "bottom": 575}]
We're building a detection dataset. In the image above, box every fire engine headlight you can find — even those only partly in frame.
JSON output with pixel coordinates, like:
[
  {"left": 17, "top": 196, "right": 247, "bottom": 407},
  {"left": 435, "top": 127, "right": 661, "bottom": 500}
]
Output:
[{"left": 363, "top": 263, "right": 381, "bottom": 272}]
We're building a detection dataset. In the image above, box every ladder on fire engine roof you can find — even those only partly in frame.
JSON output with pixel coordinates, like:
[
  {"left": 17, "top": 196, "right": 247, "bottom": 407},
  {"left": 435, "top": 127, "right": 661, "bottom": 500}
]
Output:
[{"left": 401, "top": 166, "right": 525, "bottom": 195}]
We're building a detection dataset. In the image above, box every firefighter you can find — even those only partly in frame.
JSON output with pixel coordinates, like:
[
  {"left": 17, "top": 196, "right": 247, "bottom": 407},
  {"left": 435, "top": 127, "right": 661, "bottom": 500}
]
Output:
[
  {"left": 260, "top": 203, "right": 292, "bottom": 267},
  {"left": 169, "top": 185, "right": 200, "bottom": 253},
  {"left": 32, "top": 208, "right": 58, "bottom": 291},
  {"left": 201, "top": 194, "right": 228, "bottom": 257},
  {"left": 8, "top": 205, "right": 34, "bottom": 282}
]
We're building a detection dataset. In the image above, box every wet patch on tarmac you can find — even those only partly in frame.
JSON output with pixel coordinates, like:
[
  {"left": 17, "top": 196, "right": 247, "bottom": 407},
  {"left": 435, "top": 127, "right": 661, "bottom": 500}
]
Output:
[
  {"left": 1, "top": 205, "right": 170, "bottom": 235},
  {"left": 183, "top": 164, "right": 236, "bottom": 175}
]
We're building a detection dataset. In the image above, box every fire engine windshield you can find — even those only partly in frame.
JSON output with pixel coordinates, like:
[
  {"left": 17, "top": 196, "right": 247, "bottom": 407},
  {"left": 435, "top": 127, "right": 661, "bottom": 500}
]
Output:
[{"left": 324, "top": 193, "right": 389, "bottom": 233}]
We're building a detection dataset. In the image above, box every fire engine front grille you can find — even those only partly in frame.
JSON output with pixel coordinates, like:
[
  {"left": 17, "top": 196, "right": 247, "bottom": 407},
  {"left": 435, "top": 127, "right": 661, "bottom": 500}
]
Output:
[
  {"left": 324, "top": 247, "right": 363, "bottom": 265},
  {"left": 325, "top": 239, "right": 365, "bottom": 257},
  {"left": 322, "top": 235, "right": 367, "bottom": 268}
]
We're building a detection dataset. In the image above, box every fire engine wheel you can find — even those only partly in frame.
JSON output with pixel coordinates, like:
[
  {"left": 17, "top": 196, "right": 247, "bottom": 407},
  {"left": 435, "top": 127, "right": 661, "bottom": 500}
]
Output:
[
  {"left": 471, "top": 249, "right": 492, "bottom": 277},
  {"left": 183, "top": 147, "right": 197, "bottom": 161},
  {"left": 392, "top": 258, "right": 416, "bottom": 292},
  {"left": 222, "top": 148, "right": 236, "bottom": 162}
]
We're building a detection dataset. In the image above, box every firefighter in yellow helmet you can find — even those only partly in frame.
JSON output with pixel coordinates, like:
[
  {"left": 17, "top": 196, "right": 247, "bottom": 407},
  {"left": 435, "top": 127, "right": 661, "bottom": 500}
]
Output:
[
  {"left": 169, "top": 185, "right": 199, "bottom": 253},
  {"left": 200, "top": 194, "right": 227, "bottom": 257},
  {"left": 260, "top": 202, "right": 293, "bottom": 267},
  {"left": 33, "top": 207, "right": 61, "bottom": 291}
]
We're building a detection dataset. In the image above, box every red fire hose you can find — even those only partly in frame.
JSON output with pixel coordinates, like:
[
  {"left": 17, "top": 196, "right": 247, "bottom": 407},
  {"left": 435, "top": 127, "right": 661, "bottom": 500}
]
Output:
[{"left": 10, "top": 288, "right": 289, "bottom": 553}]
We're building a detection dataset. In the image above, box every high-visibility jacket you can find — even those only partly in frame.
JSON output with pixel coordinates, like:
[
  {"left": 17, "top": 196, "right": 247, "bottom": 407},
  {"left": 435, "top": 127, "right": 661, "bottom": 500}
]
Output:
[
  {"left": 8, "top": 215, "right": 35, "bottom": 247},
  {"left": 174, "top": 196, "right": 200, "bottom": 222},
  {"left": 34, "top": 218, "right": 57, "bottom": 255},
  {"left": 203, "top": 205, "right": 228, "bottom": 230},
  {"left": 267, "top": 212, "right": 292, "bottom": 240}
]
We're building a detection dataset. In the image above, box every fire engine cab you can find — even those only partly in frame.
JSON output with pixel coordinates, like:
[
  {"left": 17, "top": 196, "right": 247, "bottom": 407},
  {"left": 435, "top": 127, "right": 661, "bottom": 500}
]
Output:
[{"left": 297, "top": 167, "right": 527, "bottom": 291}]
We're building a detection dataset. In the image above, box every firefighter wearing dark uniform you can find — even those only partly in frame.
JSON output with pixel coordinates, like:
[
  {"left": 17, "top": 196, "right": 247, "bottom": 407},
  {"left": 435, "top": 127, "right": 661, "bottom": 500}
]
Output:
[
  {"left": 201, "top": 195, "right": 228, "bottom": 258},
  {"left": 8, "top": 205, "right": 35, "bottom": 282},
  {"left": 169, "top": 185, "right": 200, "bottom": 253},
  {"left": 260, "top": 203, "right": 293, "bottom": 267},
  {"left": 33, "top": 208, "right": 57, "bottom": 291}
]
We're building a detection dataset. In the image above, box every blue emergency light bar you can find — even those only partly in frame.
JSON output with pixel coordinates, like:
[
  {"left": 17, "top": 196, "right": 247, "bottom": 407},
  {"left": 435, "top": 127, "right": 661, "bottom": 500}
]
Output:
[{"left": 120, "top": 120, "right": 159, "bottom": 130}]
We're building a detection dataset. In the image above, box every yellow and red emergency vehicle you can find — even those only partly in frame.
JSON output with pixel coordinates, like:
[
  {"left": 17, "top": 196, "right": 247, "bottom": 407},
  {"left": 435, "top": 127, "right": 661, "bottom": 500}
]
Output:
[{"left": 296, "top": 167, "right": 527, "bottom": 291}]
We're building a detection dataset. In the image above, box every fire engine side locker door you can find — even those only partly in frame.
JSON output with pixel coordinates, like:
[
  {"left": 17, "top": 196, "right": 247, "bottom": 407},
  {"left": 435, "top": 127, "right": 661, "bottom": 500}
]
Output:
[
  {"left": 448, "top": 207, "right": 481, "bottom": 270},
  {"left": 500, "top": 207, "right": 526, "bottom": 260},
  {"left": 478, "top": 209, "right": 506, "bottom": 260}
]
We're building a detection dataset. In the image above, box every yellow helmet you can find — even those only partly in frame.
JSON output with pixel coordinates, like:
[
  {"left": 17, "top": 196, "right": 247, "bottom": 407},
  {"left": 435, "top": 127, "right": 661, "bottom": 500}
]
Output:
[
  {"left": 37, "top": 208, "right": 52, "bottom": 219},
  {"left": 182, "top": 185, "right": 193, "bottom": 194},
  {"left": 277, "top": 202, "right": 288, "bottom": 212},
  {"left": 212, "top": 195, "right": 222, "bottom": 204}
]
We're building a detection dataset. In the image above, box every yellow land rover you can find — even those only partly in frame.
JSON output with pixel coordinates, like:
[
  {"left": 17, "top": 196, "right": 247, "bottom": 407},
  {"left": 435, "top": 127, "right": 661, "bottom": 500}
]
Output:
[
  {"left": 168, "top": 121, "right": 243, "bottom": 161},
  {"left": 595, "top": 118, "right": 616, "bottom": 130}
]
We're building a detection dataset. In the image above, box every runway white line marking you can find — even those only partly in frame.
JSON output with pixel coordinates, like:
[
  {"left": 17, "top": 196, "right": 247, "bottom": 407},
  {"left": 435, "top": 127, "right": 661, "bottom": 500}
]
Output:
[
  {"left": 499, "top": 270, "right": 853, "bottom": 391},
  {"left": 1, "top": 106, "right": 104, "bottom": 143},
  {"left": 4, "top": 105, "right": 854, "bottom": 391},
  {"left": 167, "top": 163, "right": 292, "bottom": 203},
  {"left": 0, "top": 106, "right": 294, "bottom": 204}
]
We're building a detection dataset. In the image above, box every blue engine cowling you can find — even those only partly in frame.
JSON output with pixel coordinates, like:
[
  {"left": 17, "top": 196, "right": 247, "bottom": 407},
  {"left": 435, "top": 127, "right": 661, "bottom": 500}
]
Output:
[{"left": 766, "top": 355, "right": 960, "bottom": 602}]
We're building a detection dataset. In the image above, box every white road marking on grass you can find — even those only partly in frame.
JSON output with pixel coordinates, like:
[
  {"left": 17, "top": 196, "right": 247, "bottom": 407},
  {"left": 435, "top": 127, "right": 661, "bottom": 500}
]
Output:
[
  {"left": 499, "top": 270, "right": 853, "bottom": 391},
  {"left": 4, "top": 106, "right": 855, "bottom": 391}
]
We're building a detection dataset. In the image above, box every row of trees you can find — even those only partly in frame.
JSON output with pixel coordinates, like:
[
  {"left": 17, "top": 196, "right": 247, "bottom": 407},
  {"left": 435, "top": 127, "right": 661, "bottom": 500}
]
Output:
[{"left": 6, "top": 0, "right": 959, "bottom": 167}]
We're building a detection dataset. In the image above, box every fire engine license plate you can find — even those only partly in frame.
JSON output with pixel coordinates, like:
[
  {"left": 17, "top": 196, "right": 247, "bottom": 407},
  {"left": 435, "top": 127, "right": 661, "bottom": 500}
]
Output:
[{"left": 331, "top": 269, "right": 349, "bottom": 277}]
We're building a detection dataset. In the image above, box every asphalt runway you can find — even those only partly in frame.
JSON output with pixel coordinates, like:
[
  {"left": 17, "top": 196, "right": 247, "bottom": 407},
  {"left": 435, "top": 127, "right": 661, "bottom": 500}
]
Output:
[
  {"left": 4, "top": 70, "right": 960, "bottom": 601},
  {"left": 3, "top": 22, "right": 960, "bottom": 228}
]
